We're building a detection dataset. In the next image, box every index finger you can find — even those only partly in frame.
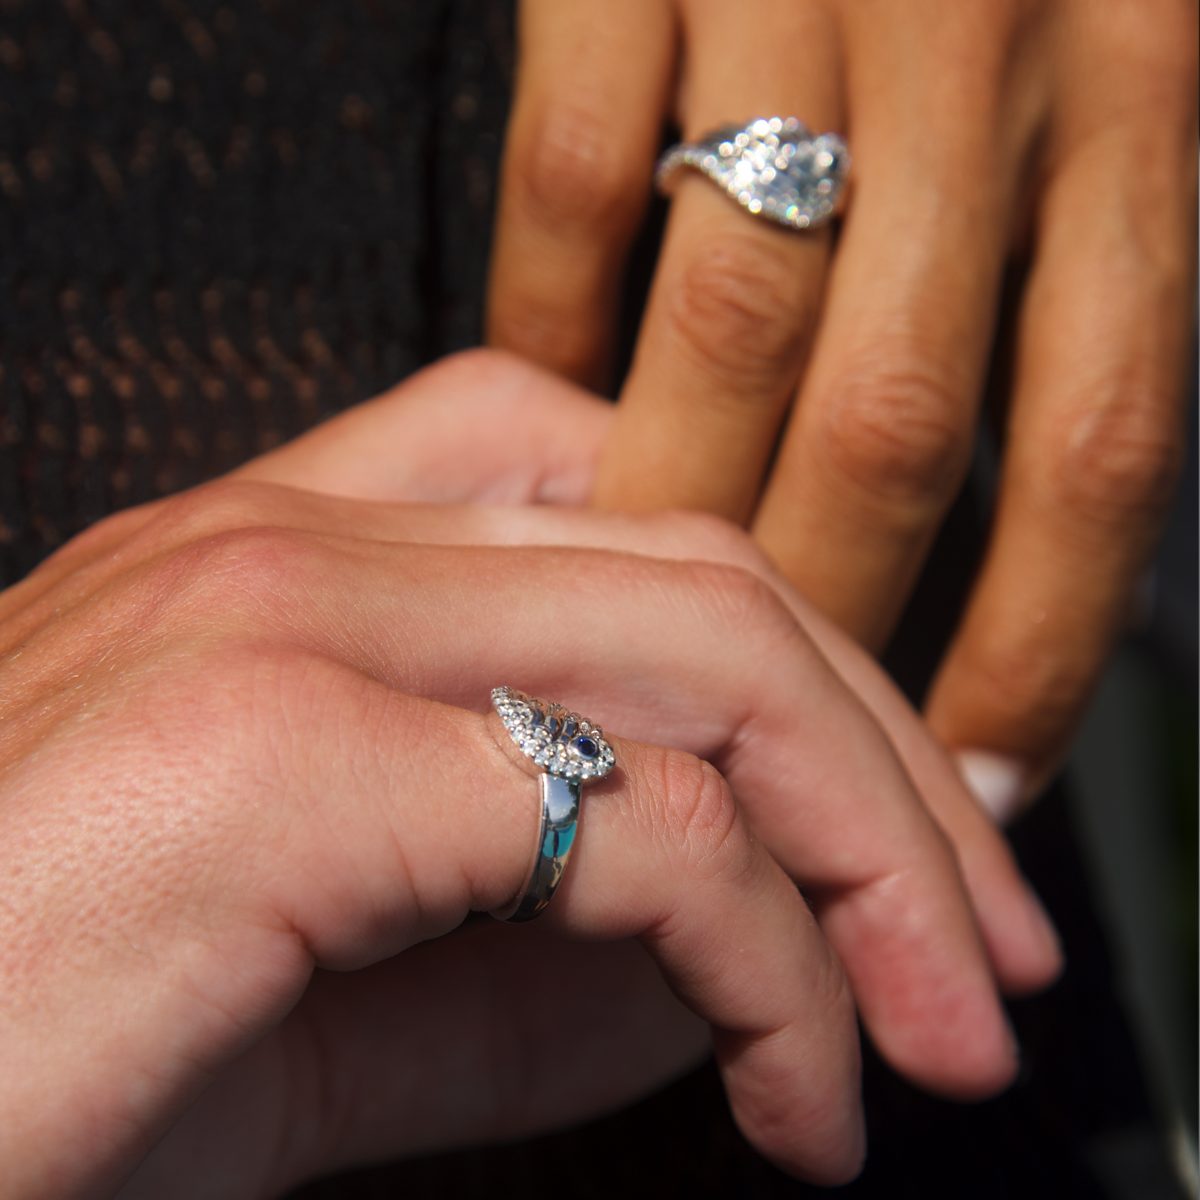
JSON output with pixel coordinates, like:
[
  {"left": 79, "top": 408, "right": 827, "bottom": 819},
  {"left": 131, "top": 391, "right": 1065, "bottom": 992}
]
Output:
[{"left": 486, "top": 0, "right": 675, "bottom": 387}]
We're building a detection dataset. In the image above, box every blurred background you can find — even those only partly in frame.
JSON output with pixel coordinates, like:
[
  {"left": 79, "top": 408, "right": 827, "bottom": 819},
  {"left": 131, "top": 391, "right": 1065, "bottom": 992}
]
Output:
[{"left": 1066, "top": 382, "right": 1197, "bottom": 1196}]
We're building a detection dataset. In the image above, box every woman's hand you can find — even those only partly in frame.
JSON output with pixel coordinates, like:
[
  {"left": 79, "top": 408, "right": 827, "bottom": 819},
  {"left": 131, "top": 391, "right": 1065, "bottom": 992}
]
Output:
[
  {"left": 0, "top": 353, "right": 1057, "bottom": 1197},
  {"left": 487, "top": 0, "right": 1197, "bottom": 820}
]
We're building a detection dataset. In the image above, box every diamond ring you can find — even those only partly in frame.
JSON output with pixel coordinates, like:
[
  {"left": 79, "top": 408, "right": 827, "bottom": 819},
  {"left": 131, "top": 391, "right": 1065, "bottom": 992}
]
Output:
[
  {"left": 656, "top": 116, "right": 850, "bottom": 231},
  {"left": 489, "top": 685, "right": 616, "bottom": 922}
]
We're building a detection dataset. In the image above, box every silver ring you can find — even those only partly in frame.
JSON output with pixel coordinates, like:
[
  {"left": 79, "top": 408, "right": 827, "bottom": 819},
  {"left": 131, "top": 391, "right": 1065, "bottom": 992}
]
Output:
[
  {"left": 656, "top": 116, "right": 850, "bottom": 230},
  {"left": 489, "top": 685, "right": 616, "bottom": 923}
]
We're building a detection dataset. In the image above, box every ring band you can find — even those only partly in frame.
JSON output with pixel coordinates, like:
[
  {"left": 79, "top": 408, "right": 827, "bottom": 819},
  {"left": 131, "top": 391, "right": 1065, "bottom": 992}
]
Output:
[
  {"left": 490, "top": 685, "right": 616, "bottom": 923},
  {"left": 656, "top": 116, "right": 850, "bottom": 230}
]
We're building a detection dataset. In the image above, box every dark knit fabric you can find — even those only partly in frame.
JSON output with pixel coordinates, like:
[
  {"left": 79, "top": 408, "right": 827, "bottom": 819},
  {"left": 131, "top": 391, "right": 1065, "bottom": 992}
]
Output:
[
  {"left": 0, "top": 0, "right": 510, "bottom": 584},
  {"left": 0, "top": 4, "right": 1180, "bottom": 1198}
]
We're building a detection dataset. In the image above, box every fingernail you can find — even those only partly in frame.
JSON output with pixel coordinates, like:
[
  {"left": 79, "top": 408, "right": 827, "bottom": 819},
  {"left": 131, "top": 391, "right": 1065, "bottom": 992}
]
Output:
[{"left": 956, "top": 750, "right": 1026, "bottom": 825}]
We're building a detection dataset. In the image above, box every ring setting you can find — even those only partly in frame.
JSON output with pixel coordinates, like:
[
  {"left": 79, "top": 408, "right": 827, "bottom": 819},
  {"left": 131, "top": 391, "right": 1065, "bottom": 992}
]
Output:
[
  {"left": 656, "top": 116, "right": 850, "bottom": 230},
  {"left": 490, "top": 685, "right": 615, "bottom": 922}
]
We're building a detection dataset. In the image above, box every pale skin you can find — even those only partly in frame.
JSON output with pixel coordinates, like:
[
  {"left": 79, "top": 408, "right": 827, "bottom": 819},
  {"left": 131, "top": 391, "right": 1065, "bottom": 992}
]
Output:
[
  {"left": 0, "top": 352, "right": 1060, "bottom": 1198},
  {"left": 487, "top": 0, "right": 1198, "bottom": 817}
]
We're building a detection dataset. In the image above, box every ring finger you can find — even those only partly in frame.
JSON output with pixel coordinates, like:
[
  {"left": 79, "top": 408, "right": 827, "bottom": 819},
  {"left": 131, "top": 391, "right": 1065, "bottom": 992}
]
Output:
[{"left": 592, "top": 0, "right": 844, "bottom": 522}]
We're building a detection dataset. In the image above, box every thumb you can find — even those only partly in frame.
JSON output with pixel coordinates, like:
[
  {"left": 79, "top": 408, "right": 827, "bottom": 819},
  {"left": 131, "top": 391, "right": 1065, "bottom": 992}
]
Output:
[{"left": 237, "top": 348, "right": 613, "bottom": 505}]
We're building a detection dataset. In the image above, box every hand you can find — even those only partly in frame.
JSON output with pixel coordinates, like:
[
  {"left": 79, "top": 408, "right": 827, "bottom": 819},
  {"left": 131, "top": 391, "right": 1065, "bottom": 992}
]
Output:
[
  {"left": 1, "top": 352, "right": 1059, "bottom": 1197},
  {"left": 486, "top": 0, "right": 1197, "bottom": 820}
]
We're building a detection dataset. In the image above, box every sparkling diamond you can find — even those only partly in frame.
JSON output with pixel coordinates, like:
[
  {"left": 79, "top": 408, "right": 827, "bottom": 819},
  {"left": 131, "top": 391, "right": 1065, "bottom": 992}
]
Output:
[
  {"left": 688, "top": 120, "right": 849, "bottom": 231},
  {"left": 491, "top": 686, "right": 615, "bottom": 782}
]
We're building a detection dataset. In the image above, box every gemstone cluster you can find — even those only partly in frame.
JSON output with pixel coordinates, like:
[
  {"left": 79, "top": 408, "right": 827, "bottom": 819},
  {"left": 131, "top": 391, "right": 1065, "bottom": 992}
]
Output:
[
  {"left": 492, "top": 686, "right": 616, "bottom": 782},
  {"left": 657, "top": 116, "right": 849, "bottom": 230}
]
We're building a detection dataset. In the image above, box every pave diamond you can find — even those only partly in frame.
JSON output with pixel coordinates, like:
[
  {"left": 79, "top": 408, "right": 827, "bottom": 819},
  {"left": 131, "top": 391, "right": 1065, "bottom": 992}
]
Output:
[
  {"left": 658, "top": 116, "right": 849, "bottom": 231},
  {"left": 492, "top": 686, "right": 616, "bottom": 782}
]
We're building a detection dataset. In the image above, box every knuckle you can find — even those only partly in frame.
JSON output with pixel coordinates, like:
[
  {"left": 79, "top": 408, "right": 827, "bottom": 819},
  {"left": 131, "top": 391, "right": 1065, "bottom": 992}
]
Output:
[
  {"left": 956, "top": 634, "right": 1088, "bottom": 749},
  {"left": 137, "top": 478, "right": 288, "bottom": 555},
  {"left": 657, "top": 751, "right": 751, "bottom": 883},
  {"left": 509, "top": 100, "right": 646, "bottom": 234},
  {"left": 415, "top": 346, "right": 525, "bottom": 394},
  {"left": 409, "top": 348, "right": 557, "bottom": 423},
  {"left": 674, "top": 557, "right": 800, "bottom": 640},
  {"left": 648, "top": 508, "right": 768, "bottom": 571},
  {"left": 1044, "top": 401, "right": 1184, "bottom": 524},
  {"left": 151, "top": 524, "right": 321, "bottom": 629},
  {"left": 818, "top": 358, "right": 972, "bottom": 505},
  {"left": 665, "top": 233, "right": 815, "bottom": 393}
]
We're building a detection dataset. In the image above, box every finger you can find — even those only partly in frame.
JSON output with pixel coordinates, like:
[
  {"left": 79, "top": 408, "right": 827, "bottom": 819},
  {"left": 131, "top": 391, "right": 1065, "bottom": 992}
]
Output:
[
  {"left": 591, "top": 0, "right": 843, "bottom": 521},
  {"left": 927, "top": 11, "right": 1197, "bottom": 815},
  {"left": 486, "top": 0, "right": 675, "bottom": 387},
  {"left": 753, "top": 9, "right": 1021, "bottom": 646},
  {"left": 123, "top": 928, "right": 708, "bottom": 1196},
  {"left": 290, "top": 928, "right": 706, "bottom": 1168}
]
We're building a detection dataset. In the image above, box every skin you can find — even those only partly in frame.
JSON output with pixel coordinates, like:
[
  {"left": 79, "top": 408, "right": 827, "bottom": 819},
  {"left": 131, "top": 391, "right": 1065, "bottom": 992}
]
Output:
[
  {"left": 0, "top": 352, "right": 1060, "bottom": 1198},
  {"left": 487, "top": 0, "right": 1198, "bottom": 813}
]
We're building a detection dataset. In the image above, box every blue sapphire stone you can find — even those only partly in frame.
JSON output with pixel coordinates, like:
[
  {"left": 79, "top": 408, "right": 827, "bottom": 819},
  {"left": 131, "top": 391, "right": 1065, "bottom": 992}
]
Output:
[{"left": 572, "top": 735, "right": 599, "bottom": 760}]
